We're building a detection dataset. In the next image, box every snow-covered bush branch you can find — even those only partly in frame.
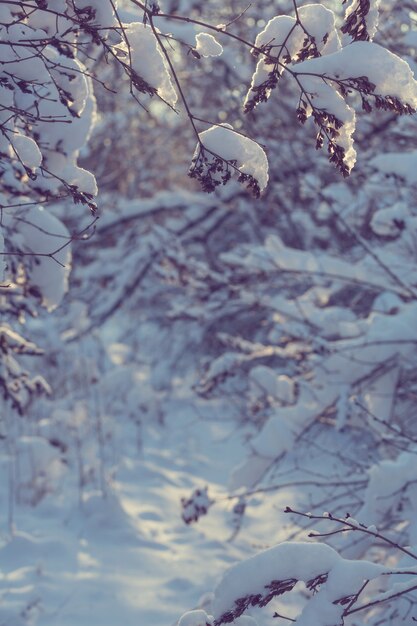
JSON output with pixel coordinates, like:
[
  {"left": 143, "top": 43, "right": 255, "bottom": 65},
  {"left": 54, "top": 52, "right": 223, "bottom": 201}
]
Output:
[
  {"left": 1, "top": 0, "right": 415, "bottom": 206},
  {"left": 178, "top": 523, "right": 417, "bottom": 626}
]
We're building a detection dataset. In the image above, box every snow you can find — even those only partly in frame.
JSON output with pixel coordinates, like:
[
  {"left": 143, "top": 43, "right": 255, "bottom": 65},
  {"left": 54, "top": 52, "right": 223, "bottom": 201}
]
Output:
[
  {"left": 0, "top": 9, "right": 99, "bottom": 201},
  {"left": 3, "top": 4, "right": 417, "bottom": 626},
  {"left": 3, "top": 205, "right": 72, "bottom": 310},
  {"left": 358, "top": 452, "right": 417, "bottom": 525},
  {"left": 0, "top": 389, "right": 255, "bottom": 626},
  {"left": 370, "top": 151, "right": 417, "bottom": 185},
  {"left": 212, "top": 541, "right": 386, "bottom": 623},
  {"left": 4, "top": 168, "right": 417, "bottom": 623},
  {"left": 343, "top": 0, "right": 382, "bottom": 41},
  {"left": 195, "top": 33, "right": 223, "bottom": 58},
  {"left": 298, "top": 77, "right": 357, "bottom": 172},
  {"left": 122, "top": 23, "right": 177, "bottom": 107},
  {"left": 12, "top": 134, "right": 42, "bottom": 170},
  {"left": 370, "top": 203, "right": 409, "bottom": 236},
  {"left": 244, "top": 29, "right": 417, "bottom": 174},
  {"left": 250, "top": 414, "right": 295, "bottom": 458},
  {"left": 295, "top": 42, "right": 417, "bottom": 108},
  {"left": 197, "top": 124, "right": 269, "bottom": 191},
  {"left": 178, "top": 609, "right": 214, "bottom": 626},
  {"left": 249, "top": 367, "right": 296, "bottom": 404},
  {"left": 245, "top": 4, "right": 341, "bottom": 106},
  {"left": 73, "top": 0, "right": 118, "bottom": 29},
  {"left": 212, "top": 542, "right": 337, "bottom": 618}
]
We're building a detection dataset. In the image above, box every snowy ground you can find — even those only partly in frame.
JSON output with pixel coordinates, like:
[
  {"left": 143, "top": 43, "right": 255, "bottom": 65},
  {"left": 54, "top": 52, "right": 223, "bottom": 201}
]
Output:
[
  {"left": 0, "top": 384, "right": 265, "bottom": 626},
  {"left": 0, "top": 310, "right": 385, "bottom": 626},
  {"left": 1, "top": 378, "right": 373, "bottom": 626}
]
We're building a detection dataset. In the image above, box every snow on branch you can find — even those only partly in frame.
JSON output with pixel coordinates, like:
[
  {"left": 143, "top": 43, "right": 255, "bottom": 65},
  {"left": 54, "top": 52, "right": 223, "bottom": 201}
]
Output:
[
  {"left": 3, "top": 206, "right": 72, "bottom": 310},
  {"left": 295, "top": 42, "right": 417, "bottom": 114},
  {"left": 177, "top": 527, "right": 417, "bottom": 626},
  {"left": 190, "top": 124, "right": 269, "bottom": 197},
  {"left": 244, "top": 6, "right": 417, "bottom": 176},
  {"left": 195, "top": 541, "right": 393, "bottom": 625},
  {"left": 119, "top": 22, "right": 177, "bottom": 106},
  {"left": 244, "top": 4, "right": 341, "bottom": 113},
  {"left": 1, "top": 0, "right": 416, "bottom": 201},
  {"left": 342, "top": 0, "right": 382, "bottom": 42}
]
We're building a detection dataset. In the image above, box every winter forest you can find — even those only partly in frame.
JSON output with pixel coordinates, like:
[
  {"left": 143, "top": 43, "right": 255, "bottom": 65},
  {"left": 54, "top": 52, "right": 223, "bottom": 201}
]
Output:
[{"left": 1, "top": 0, "right": 417, "bottom": 625}]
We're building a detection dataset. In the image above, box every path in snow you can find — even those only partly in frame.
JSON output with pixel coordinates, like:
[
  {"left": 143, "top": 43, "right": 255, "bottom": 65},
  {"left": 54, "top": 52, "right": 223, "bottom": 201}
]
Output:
[{"left": 0, "top": 403, "right": 251, "bottom": 626}]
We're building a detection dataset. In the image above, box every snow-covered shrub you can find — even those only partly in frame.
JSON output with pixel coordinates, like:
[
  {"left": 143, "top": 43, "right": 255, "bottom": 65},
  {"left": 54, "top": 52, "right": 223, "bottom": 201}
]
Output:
[{"left": 178, "top": 526, "right": 417, "bottom": 626}]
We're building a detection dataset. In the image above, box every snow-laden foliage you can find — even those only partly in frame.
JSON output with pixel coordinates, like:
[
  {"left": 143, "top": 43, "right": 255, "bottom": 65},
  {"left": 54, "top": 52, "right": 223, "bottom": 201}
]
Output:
[
  {"left": 120, "top": 22, "right": 178, "bottom": 106},
  {"left": 210, "top": 541, "right": 393, "bottom": 625},
  {"left": 1, "top": 1, "right": 417, "bottom": 625},
  {"left": 0, "top": 6, "right": 98, "bottom": 203},
  {"left": 190, "top": 124, "right": 269, "bottom": 196},
  {"left": 244, "top": 7, "right": 417, "bottom": 175},
  {"left": 342, "top": 0, "right": 382, "bottom": 41}
]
